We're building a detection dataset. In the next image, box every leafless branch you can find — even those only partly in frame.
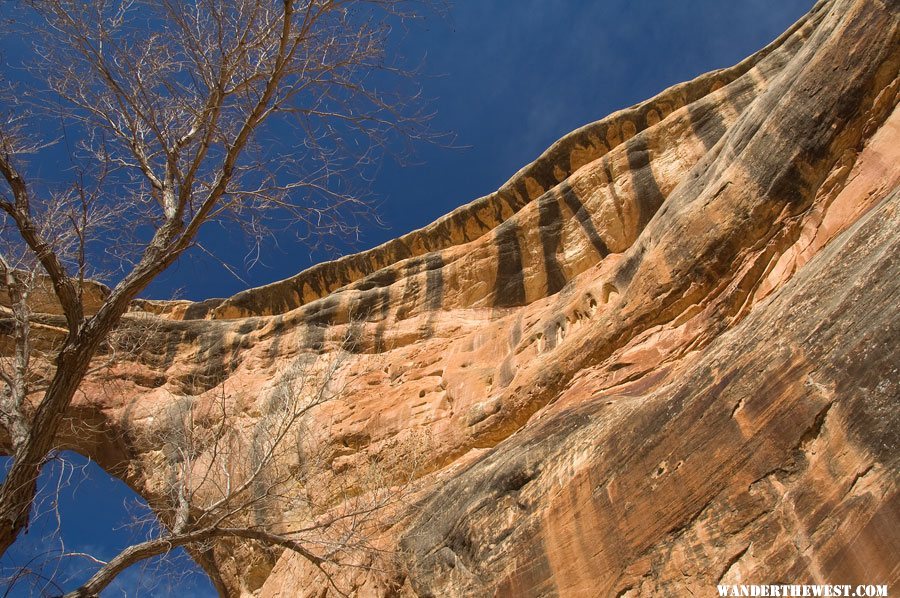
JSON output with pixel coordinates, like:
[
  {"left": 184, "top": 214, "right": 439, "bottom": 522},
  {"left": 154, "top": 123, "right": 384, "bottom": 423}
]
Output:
[{"left": 0, "top": 0, "right": 440, "bottom": 585}]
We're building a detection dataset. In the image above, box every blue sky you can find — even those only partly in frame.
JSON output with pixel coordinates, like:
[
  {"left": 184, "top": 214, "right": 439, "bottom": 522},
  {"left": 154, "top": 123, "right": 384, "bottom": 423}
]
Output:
[
  {"left": 1, "top": 1, "right": 812, "bottom": 595},
  {"left": 144, "top": 0, "right": 815, "bottom": 301}
]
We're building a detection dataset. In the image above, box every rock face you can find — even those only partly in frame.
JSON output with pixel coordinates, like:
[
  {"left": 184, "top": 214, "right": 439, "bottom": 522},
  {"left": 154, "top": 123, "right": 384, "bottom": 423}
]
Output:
[{"left": 38, "top": 0, "right": 900, "bottom": 595}]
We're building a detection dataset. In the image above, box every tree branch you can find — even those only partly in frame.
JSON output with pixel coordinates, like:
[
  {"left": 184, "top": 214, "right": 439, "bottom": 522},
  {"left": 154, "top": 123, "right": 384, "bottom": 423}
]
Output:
[
  {"left": 64, "top": 526, "right": 327, "bottom": 598},
  {"left": 0, "top": 157, "right": 83, "bottom": 332}
]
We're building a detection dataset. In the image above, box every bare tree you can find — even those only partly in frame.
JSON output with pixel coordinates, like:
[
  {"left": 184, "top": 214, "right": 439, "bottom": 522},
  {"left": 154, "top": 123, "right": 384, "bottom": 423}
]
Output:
[
  {"left": 0, "top": 0, "right": 435, "bottom": 581},
  {"left": 65, "top": 345, "right": 422, "bottom": 597},
  {"left": 0, "top": 341, "right": 426, "bottom": 596}
]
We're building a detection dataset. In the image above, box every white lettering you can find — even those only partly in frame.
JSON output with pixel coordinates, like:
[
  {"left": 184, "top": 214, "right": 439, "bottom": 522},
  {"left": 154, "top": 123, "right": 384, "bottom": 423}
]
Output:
[{"left": 711, "top": 584, "right": 890, "bottom": 598}]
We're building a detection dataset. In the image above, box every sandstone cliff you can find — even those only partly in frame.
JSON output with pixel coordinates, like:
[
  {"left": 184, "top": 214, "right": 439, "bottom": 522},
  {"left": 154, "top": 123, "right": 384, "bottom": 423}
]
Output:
[{"left": 32, "top": 0, "right": 900, "bottom": 595}]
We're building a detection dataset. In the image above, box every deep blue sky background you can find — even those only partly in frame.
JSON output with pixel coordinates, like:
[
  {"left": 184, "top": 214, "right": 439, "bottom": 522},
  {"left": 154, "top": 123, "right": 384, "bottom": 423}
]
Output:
[
  {"left": 1, "top": 1, "right": 812, "bottom": 595},
  {"left": 144, "top": 0, "right": 815, "bottom": 301}
]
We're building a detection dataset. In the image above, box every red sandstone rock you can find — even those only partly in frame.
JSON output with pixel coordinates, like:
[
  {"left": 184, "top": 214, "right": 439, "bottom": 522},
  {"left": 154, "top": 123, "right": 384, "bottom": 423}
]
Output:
[{"left": 10, "top": 0, "right": 899, "bottom": 595}]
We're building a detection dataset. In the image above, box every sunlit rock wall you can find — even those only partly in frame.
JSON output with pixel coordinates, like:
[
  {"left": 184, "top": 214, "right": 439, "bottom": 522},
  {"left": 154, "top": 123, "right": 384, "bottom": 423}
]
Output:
[{"left": 47, "top": 0, "right": 900, "bottom": 595}]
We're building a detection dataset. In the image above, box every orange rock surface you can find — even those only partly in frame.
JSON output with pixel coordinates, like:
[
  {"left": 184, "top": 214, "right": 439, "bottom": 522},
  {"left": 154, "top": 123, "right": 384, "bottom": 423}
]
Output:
[{"left": 26, "top": 0, "right": 900, "bottom": 595}]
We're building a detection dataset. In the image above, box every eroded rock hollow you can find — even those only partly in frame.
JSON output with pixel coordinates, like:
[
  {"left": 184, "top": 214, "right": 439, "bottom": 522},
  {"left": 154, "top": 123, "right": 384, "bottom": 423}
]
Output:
[{"left": 36, "top": 0, "right": 900, "bottom": 595}]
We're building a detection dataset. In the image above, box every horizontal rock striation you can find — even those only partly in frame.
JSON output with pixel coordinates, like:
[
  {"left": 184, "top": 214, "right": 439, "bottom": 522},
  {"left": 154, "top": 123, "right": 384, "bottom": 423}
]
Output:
[{"left": 7, "top": 0, "right": 898, "bottom": 595}]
